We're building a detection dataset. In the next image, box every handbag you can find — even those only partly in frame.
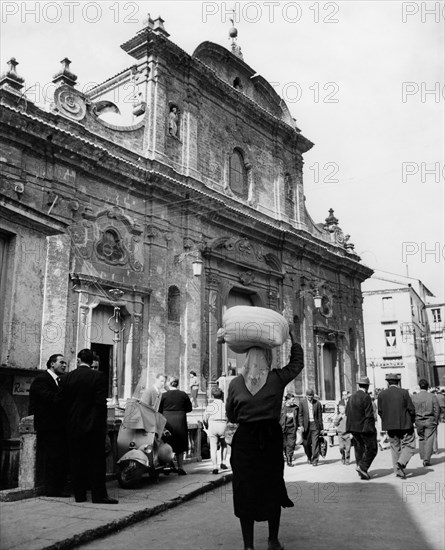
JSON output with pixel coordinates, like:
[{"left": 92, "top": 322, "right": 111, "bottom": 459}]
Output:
[
  {"left": 295, "top": 427, "right": 304, "bottom": 446},
  {"left": 224, "top": 422, "right": 238, "bottom": 445},
  {"left": 319, "top": 435, "right": 328, "bottom": 458}
]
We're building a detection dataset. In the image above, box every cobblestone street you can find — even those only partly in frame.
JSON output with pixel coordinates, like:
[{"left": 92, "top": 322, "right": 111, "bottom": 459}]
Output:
[{"left": 78, "top": 425, "right": 445, "bottom": 550}]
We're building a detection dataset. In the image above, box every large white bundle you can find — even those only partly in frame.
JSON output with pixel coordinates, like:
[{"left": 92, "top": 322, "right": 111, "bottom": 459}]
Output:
[{"left": 217, "top": 306, "right": 289, "bottom": 354}]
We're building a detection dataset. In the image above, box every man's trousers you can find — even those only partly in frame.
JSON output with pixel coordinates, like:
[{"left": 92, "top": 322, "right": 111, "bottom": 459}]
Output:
[
  {"left": 302, "top": 421, "right": 320, "bottom": 463},
  {"left": 387, "top": 429, "right": 416, "bottom": 472},
  {"left": 415, "top": 421, "right": 437, "bottom": 462},
  {"left": 351, "top": 432, "right": 378, "bottom": 472}
]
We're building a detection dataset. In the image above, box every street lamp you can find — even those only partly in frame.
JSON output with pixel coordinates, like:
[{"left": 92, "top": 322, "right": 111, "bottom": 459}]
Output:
[
  {"left": 313, "top": 291, "right": 322, "bottom": 310},
  {"left": 107, "top": 305, "right": 126, "bottom": 407},
  {"left": 175, "top": 249, "right": 203, "bottom": 276},
  {"left": 192, "top": 258, "right": 203, "bottom": 277}
]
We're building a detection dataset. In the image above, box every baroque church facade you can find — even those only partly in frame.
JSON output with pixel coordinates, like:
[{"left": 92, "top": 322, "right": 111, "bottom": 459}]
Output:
[{"left": 0, "top": 17, "right": 372, "bottom": 468}]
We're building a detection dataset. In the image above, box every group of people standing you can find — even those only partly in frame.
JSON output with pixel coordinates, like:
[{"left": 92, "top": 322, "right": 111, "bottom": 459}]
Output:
[{"left": 29, "top": 349, "right": 118, "bottom": 504}]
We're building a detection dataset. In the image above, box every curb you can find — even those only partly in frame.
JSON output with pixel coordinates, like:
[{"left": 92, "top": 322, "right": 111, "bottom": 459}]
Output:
[{"left": 40, "top": 473, "right": 233, "bottom": 550}]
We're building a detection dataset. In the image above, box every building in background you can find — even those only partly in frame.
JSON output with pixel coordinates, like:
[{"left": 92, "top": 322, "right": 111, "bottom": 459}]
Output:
[
  {"left": 0, "top": 17, "right": 372, "bottom": 487},
  {"left": 426, "top": 303, "right": 445, "bottom": 386},
  {"left": 363, "top": 274, "right": 438, "bottom": 391}
]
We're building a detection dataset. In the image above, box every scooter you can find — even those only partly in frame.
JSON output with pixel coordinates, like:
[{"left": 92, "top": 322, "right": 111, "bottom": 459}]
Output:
[{"left": 116, "top": 398, "right": 174, "bottom": 489}]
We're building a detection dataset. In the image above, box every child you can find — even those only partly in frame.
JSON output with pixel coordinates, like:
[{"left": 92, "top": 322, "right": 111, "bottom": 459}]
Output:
[{"left": 334, "top": 404, "right": 352, "bottom": 464}]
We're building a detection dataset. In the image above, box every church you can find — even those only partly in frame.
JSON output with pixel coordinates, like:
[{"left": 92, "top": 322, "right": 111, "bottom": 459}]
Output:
[{"left": 0, "top": 15, "right": 372, "bottom": 486}]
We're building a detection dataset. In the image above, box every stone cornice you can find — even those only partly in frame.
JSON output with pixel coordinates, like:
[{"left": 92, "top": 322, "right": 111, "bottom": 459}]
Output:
[
  {"left": 0, "top": 194, "right": 68, "bottom": 235},
  {"left": 0, "top": 102, "right": 371, "bottom": 282}
]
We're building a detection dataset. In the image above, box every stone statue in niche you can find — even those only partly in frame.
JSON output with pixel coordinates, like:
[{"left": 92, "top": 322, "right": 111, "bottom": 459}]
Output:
[{"left": 168, "top": 105, "right": 179, "bottom": 137}]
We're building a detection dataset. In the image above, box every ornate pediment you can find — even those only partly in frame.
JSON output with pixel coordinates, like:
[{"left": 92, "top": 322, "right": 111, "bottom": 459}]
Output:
[
  {"left": 203, "top": 236, "right": 284, "bottom": 277},
  {"left": 71, "top": 206, "right": 143, "bottom": 271}
]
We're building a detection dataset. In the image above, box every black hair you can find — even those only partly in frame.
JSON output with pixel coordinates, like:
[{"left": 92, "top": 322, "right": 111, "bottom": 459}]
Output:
[
  {"left": 46, "top": 354, "right": 63, "bottom": 369},
  {"left": 77, "top": 348, "right": 94, "bottom": 366},
  {"left": 212, "top": 388, "right": 224, "bottom": 400},
  {"left": 418, "top": 379, "right": 429, "bottom": 390},
  {"left": 169, "top": 377, "right": 179, "bottom": 388}
]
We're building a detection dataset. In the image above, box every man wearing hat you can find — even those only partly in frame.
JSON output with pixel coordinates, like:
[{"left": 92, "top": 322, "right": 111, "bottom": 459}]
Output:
[
  {"left": 378, "top": 373, "right": 416, "bottom": 479},
  {"left": 346, "top": 376, "right": 378, "bottom": 480}
]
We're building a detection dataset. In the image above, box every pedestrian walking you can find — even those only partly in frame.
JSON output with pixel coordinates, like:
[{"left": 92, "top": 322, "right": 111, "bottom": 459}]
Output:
[
  {"left": 298, "top": 388, "right": 324, "bottom": 466},
  {"left": 28, "top": 353, "right": 69, "bottom": 497},
  {"left": 226, "top": 323, "right": 303, "bottom": 550},
  {"left": 412, "top": 379, "right": 440, "bottom": 466},
  {"left": 203, "top": 387, "right": 228, "bottom": 474},
  {"left": 334, "top": 404, "right": 352, "bottom": 465},
  {"left": 140, "top": 373, "right": 166, "bottom": 411},
  {"left": 159, "top": 377, "right": 193, "bottom": 475},
  {"left": 377, "top": 372, "right": 416, "bottom": 479},
  {"left": 346, "top": 376, "right": 378, "bottom": 480},
  {"left": 189, "top": 370, "right": 200, "bottom": 408},
  {"left": 57, "top": 348, "right": 118, "bottom": 503},
  {"left": 279, "top": 393, "right": 299, "bottom": 467}
]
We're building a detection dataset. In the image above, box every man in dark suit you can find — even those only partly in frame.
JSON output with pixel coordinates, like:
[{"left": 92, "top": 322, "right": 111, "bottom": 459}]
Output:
[
  {"left": 412, "top": 379, "right": 440, "bottom": 467},
  {"left": 378, "top": 372, "right": 416, "bottom": 479},
  {"left": 346, "top": 376, "right": 378, "bottom": 480},
  {"left": 29, "top": 353, "right": 69, "bottom": 497},
  {"left": 298, "top": 388, "right": 323, "bottom": 466},
  {"left": 57, "top": 348, "right": 118, "bottom": 504}
]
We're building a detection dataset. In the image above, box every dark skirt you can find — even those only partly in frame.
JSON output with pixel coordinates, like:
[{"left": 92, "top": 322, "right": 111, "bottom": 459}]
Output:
[
  {"left": 230, "top": 420, "right": 289, "bottom": 521},
  {"left": 163, "top": 411, "right": 189, "bottom": 453}
]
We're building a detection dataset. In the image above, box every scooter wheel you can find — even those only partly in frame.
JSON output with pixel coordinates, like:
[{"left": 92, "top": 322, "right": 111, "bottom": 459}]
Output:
[{"left": 117, "top": 460, "right": 144, "bottom": 489}]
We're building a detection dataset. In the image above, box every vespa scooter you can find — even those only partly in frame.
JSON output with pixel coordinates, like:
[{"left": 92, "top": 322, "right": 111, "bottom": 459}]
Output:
[{"left": 116, "top": 398, "right": 173, "bottom": 488}]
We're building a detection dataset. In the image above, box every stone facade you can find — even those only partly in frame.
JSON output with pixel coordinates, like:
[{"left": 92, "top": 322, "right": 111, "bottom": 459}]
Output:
[{"left": 0, "top": 19, "right": 372, "bottom": 486}]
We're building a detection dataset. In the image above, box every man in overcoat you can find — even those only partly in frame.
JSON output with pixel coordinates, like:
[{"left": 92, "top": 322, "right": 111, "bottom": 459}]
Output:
[
  {"left": 298, "top": 388, "right": 323, "bottom": 466},
  {"left": 378, "top": 372, "right": 416, "bottom": 478},
  {"left": 57, "top": 348, "right": 118, "bottom": 503},
  {"left": 29, "top": 353, "right": 69, "bottom": 496},
  {"left": 346, "top": 376, "right": 378, "bottom": 480}
]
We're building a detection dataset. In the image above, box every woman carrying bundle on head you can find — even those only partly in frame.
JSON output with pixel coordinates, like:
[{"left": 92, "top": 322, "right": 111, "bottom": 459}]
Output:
[{"left": 223, "top": 311, "right": 304, "bottom": 550}]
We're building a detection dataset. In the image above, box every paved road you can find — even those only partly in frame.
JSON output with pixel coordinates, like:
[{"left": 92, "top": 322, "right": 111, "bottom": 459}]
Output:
[{"left": 80, "top": 425, "right": 445, "bottom": 550}]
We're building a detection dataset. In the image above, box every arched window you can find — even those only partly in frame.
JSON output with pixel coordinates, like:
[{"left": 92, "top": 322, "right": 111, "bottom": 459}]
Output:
[
  {"left": 229, "top": 149, "right": 248, "bottom": 196},
  {"left": 167, "top": 286, "right": 181, "bottom": 322}
]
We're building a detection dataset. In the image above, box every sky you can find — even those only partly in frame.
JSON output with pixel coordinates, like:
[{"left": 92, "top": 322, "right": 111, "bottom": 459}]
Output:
[{"left": 1, "top": 0, "right": 444, "bottom": 300}]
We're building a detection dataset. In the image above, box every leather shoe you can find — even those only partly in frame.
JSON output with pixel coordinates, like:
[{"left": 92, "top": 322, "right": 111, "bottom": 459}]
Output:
[
  {"left": 177, "top": 468, "right": 187, "bottom": 476},
  {"left": 268, "top": 539, "right": 284, "bottom": 550},
  {"left": 356, "top": 465, "right": 370, "bottom": 480},
  {"left": 396, "top": 462, "right": 406, "bottom": 479},
  {"left": 92, "top": 497, "right": 119, "bottom": 504}
]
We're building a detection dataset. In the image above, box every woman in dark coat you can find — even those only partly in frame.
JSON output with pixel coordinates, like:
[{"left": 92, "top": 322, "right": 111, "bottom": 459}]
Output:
[
  {"left": 226, "top": 324, "right": 304, "bottom": 550},
  {"left": 159, "top": 377, "right": 192, "bottom": 475}
]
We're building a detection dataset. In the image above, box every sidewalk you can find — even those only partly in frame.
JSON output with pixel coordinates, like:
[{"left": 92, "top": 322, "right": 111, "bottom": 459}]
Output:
[{"left": 0, "top": 461, "right": 232, "bottom": 550}]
